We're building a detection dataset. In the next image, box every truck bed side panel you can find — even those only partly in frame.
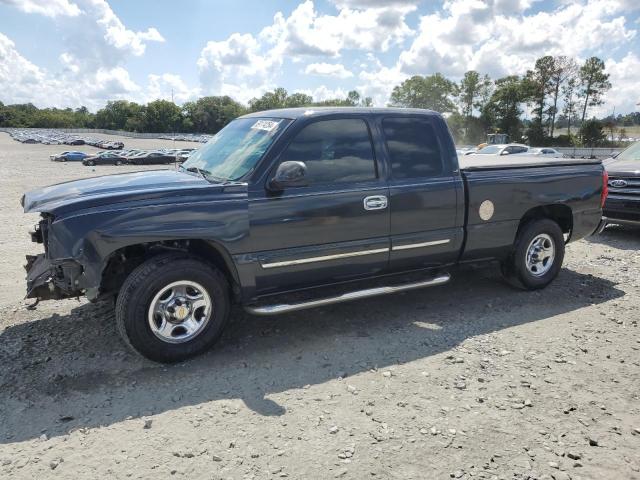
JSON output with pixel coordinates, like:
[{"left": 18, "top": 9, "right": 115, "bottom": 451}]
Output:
[{"left": 461, "top": 164, "right": 603, "bottom": 262}]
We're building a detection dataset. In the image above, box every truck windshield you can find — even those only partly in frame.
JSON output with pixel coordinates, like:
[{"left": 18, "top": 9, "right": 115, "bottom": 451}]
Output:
[
  {"left": 182, "top": 117, "right": 290, "bottom": 181},
  {"left": 617, "top": 141, "right": 640, "bottom": 161}
]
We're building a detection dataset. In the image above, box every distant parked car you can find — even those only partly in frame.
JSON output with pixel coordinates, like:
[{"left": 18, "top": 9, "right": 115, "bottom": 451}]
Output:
[
  {"left": 128, "top": 151, "right": 175, "bottom": 165},
  {"left": 514, "top": 147, "right": 565, "bottom": 158},
  {"left": 83, "top": 152, "right": 127, "bottom": 166},
  {"left": 96, "top": 141, "right": 124, "bottom": 150},
  {"left": 471, "top": 144, "right": 530, "bottom": 156},
  {"left": 50, "top": 151, "right": 89, "bottom": 162},
  {"left": 176, "top": 148, "right": 196, "bottom": 162}
]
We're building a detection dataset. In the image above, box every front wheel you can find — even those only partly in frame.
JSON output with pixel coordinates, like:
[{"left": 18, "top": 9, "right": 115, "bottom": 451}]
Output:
[
  {"left": 115, "top": 253, "right": 230, "bottom": 362},
  {"left": 501, "top": 219, "right": 565, "bottom": 290}
]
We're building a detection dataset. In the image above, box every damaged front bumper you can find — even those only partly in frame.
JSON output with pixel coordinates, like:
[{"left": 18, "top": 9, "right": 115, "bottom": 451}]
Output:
[{"left": 25, "top": 254, "right": 83, "bottom": 300}]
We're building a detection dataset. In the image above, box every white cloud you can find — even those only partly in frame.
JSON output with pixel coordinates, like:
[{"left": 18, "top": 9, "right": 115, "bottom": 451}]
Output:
[
  {"left": 294, "top": 85, "right": 350, "bottom": 102},
  {"left": 356, "top": 0, "right": 638, "bottom": 107},
  {"left": 358, "top": 65, "right": 407, "bottom": 106},
  {"left": 260, "top": 0, "right": 415, "bottom": 57},
  {"left": 304, "top": 62, "right": 353, "bottom": 78},
  {"left": 197, "top": 33, "right": 280, "bottom": 103},
  {"left": 0, "top": 0, "right": 173, "bottom": 109},
  {"left": 1, "top": 0, "right": 639, "bottom": 116},
  {"left": 396, "top": 0, "right": 635, "bottom": 79},
  {"left": 594, "top": 52, "right": 640, "bottom": 116},
  {"left": 330, "top": 0, "right": 420, "bottom": 7},
  {"left": 146, "top": 73, "right": 200, "bottom": 104},
  {"left": 0, "top": 0, "right": 81, "bottom": 17},
  {"left": 0, "top": 32, "right": 142, "bottom": 109}
]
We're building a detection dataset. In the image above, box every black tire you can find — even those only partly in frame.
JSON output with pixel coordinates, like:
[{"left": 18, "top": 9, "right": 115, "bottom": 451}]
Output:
[
  {"left": 115, "top": 160, "right": 123, "bottom": 166},
  {"left": 501, "top": 218, "right": 565, "bottom": 290},
  {"left": 61, "top": 157, "right": 67, "bottom": 162},
  {"left": 115, "top": 253, "right": 230, "bottom": 362},
  {"left": 85, "top": 160, "right": 95, "bottom": 166}
]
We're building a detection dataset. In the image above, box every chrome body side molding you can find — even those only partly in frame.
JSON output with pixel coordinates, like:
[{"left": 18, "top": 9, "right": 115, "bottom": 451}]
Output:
[
  {"left": 392, "top": 239, "right": 451, "bottom": 251},
  {"left": 260, "top": 247, "right": 389, "bottom": 269}
]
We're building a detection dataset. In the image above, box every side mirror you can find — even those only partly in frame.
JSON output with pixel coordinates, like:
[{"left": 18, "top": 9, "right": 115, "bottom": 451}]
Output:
[
  {"left": 500, "top": 150, "right": 510, "bottom": 155},
  {"left": 269, "top": 161, "right": 309, "bottom": 190}
]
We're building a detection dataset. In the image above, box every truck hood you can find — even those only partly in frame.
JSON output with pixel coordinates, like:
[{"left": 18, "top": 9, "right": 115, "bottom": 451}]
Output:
[
  {"left": 22, "top": 169, "right": 215, "bottom": 215},
  {"left": 603, "top": 157, "right": 640, "bottom": 177}
]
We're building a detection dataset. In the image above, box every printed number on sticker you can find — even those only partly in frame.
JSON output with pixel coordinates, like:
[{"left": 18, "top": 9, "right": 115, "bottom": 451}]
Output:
[{"left": 251, "top": 120, "right": 279, "bottom": 131}]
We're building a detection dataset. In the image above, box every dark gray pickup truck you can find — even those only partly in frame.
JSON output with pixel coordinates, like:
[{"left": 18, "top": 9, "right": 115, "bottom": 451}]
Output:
[{"left": 22, "top": 108, "right": 607, "bottom": 362}]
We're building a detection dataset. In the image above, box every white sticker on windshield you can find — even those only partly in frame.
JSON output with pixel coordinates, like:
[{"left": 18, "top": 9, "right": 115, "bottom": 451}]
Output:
[{"left": 251, "top": 120, "right": 279, "bottom": 132}]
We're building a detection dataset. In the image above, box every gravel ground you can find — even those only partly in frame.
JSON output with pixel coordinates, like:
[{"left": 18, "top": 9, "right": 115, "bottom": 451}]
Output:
[{"left": 0, "top": 132, "right": 638, "bottom": 480}]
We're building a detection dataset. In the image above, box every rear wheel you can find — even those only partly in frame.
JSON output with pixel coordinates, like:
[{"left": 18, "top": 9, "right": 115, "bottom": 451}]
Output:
[
  {"left": 115, "top": 159, "right": 123, "bottom": 166},
  {"left": 85, "top": 159, "right": 95, "bottom": 166},
  {"left": 115, "top": 253, "right": 230, "bottom": 362},
  {"left": 501, "top": 219, "right": 565, "bottom": 290}
]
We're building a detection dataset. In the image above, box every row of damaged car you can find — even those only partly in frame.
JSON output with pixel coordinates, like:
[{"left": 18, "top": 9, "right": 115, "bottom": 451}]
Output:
[
  {"left": 7, "top": 128, "right": 124, "bottom": 149},
  {"left": 50, "top": 147, "right": 196, "bottom": 166}
]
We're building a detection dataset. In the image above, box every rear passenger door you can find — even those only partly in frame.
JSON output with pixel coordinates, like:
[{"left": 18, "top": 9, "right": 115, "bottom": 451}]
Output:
[
  {"left": 248, "top": 117, "right": 390, "bottom": 296},
  {"left": 381, "top": 116, "right": 464, "bottom": 271}
]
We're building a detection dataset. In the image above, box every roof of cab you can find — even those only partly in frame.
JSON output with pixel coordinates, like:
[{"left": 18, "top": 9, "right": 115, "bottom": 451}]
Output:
[{"left": 240, "top": 107, "right": 440, "bottom": 120}]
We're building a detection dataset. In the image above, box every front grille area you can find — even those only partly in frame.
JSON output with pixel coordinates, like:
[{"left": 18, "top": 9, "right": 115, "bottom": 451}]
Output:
[{"left": 608, "top": 176, "right": 640, "bottom": 197}]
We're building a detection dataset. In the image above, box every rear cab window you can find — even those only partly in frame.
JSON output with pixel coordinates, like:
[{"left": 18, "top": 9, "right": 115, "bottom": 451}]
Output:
[{"left": 382, "top": 117, "right": 444, "bottom": 179}]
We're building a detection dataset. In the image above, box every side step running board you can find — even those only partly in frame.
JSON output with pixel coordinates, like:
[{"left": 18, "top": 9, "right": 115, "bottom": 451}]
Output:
[{"left": 245, "top": 273, "right": 451, "bottom": 316}]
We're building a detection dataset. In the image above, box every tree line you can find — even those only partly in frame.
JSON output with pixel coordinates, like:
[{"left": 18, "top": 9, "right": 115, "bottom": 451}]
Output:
[
  {"left": 388, "top": 55, "right": 620, "bottom": 146},
  {"left": 0, "top": 88, "right": 371, "bottom": 135},
  {"left": 1, "top": 55, "right": 638, "bottom": 147}
]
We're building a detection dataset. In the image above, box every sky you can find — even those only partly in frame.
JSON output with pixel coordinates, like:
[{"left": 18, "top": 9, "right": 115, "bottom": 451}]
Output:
[{"left": 0, "top": 0, "right": 638, "bottom": 115}]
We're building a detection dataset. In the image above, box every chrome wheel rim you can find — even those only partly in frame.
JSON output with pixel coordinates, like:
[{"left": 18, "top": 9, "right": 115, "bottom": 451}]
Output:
[
  {"left": 525, "top": 233, "right": 555, "bottom": 277},
  {"left": 148, "top": 281, "right": 212, "bottom": 344}
]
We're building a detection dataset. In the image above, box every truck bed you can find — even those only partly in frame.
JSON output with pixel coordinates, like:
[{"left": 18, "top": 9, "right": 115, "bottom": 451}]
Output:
[
  {"left": 458, "top": 156, "right": 604, "bottom": 263},
  {"left": 459, "top": 154, "right": 602, "bottom": 171}
]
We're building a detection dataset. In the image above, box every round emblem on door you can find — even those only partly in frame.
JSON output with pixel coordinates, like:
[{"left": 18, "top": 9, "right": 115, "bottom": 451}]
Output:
[{"left": 479, "top": 200, "right": 495, "bottom": 221}]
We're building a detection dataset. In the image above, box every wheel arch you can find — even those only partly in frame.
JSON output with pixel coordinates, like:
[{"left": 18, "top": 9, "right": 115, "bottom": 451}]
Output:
[
  {"left": 516, "top": 204, "right": 573, "bottom": 240},
  {"left": 98, "top": 239, "right": 241, "bottom": 302}
]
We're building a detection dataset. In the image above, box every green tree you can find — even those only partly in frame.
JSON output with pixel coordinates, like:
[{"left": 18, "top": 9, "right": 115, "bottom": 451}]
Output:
[
  {"left": 578, "top": 57, "right": 611, "bottom": 126},
  {"left": 311, "top": 89, "right": 372, "bottom": 107},
  {"left": 561, "top": 78, "right": 579, "bottom": 136},
  {"left": 482, "top": 76, "right": 527, "bottom": 142},
  {"left": 183, "top": 96, "right": 246, "bottom": 134},
  {"left": 547, "top": 56, "right": 577, "bottom": 137},
  {"left": 284, "top": 92, "right": 313, "bottom": 108},
  {"left": 457, "top": 71, "right": 492, "bottom": 143},
  {"left": 95, "top": 101, "right": 142, "bottom": 130},
  {"left": 123, "top": 103, "right": 146, "bottom": 132},
  {"left": 580, "top": 119, "right": 606, "bottom": 146},
  {"left": 249, "top": 88, "right": 290, "bottom": 111},
  {"left": 457, "top": 71, "right": 492, "bottom": 118},
  {"left": 619, "top": 127, "right": 628, "bottom": 140},
  {"left": 523, "top": 56, "right": 555, "bottom": 144},
  {"left": 143, "top": 99, "right": 183, "bottom": 133},
  {"left": 389, "top": 74, "right": 458, "bottom": 113}
]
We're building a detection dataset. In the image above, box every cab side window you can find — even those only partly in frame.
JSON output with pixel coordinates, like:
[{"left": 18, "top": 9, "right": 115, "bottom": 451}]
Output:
[
  {"left": 278, "top": 119, "right": 377, "bottom": 185},
  {"left": 382, "top": 117, "right": 444, "bottom": 179}
]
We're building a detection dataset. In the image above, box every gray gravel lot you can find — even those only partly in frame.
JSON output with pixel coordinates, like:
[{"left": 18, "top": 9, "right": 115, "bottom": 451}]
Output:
[{"left": 0, "top": 132, "right": 638, "bottom": 480}]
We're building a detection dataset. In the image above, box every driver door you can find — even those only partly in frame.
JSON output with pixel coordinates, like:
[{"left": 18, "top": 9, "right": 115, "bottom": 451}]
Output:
[{"left": 247, "top": 117, "right": 390, "bottom": 296}]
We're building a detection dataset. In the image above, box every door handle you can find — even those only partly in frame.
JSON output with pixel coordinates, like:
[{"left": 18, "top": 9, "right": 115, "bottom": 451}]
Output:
[{"left": 363, "top": 195, "right": 388, "bottom": 211}]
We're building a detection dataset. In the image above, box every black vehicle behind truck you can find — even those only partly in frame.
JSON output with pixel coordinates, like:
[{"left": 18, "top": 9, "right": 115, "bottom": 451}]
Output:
[
  {"left": 22, "top": 108, "right": 607, "bottom": 362},
  {"left": 603, "top": 142, "right": 640, "bottom": 227}
]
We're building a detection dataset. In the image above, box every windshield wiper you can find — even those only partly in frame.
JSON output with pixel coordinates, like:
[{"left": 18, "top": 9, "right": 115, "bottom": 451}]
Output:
[{"left": 181, "top": 165, "right": 212, "bottom": 182}]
